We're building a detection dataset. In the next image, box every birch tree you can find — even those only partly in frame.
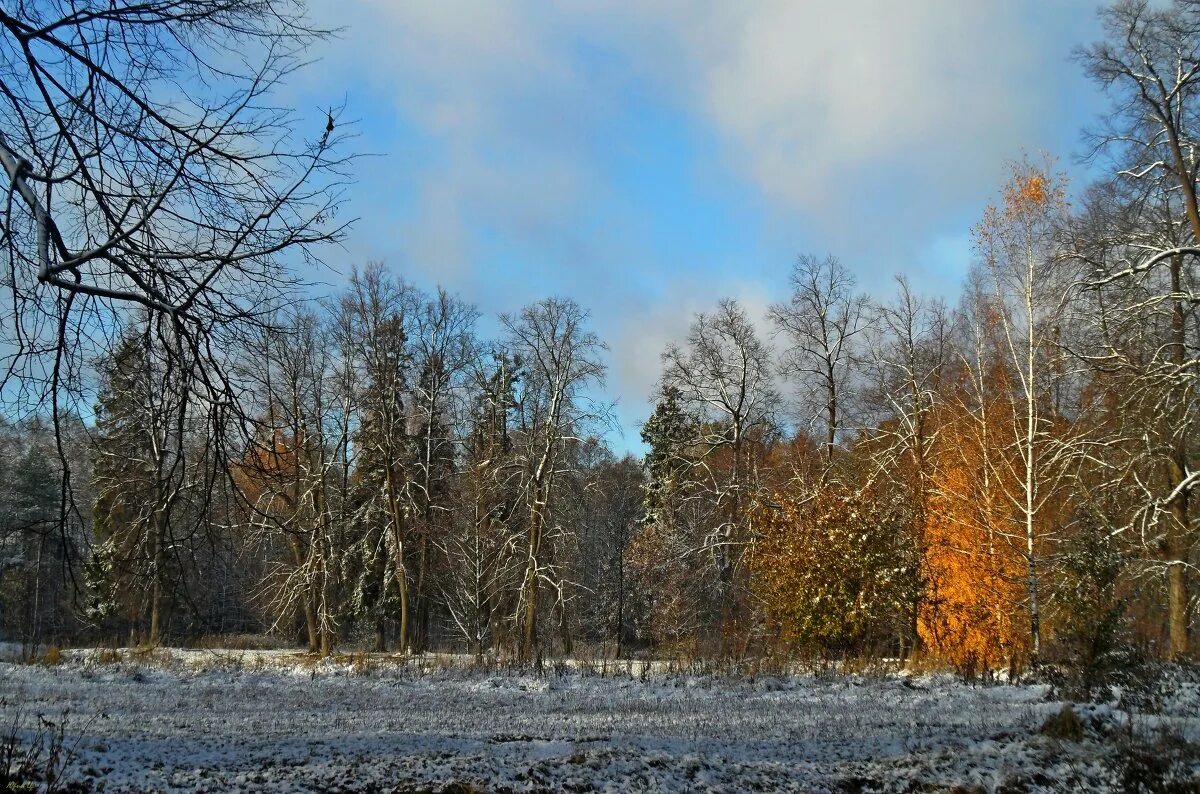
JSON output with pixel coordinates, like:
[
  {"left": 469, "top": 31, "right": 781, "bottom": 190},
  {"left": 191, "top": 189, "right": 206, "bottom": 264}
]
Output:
[{"left": 970, "top": 159, "right": 1075, "bottom": 663}]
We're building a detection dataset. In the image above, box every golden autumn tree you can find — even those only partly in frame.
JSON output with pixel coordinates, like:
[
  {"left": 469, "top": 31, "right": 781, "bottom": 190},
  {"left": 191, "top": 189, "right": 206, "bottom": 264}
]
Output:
[
  {"left": 916, "top": 246, "right": 1071, "bottom": 675},
  {"left": 967, "top": 157, "right": 1074, "bottom": 663},
  {"left": 920, "top": 391, "right": 1032, "bottom": 675}
]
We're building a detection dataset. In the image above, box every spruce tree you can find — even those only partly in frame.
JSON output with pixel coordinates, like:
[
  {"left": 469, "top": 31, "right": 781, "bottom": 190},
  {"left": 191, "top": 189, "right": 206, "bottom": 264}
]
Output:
[
  {"left": 87, "top": 328, "right": 183, "bottom": 644},
  {"left": 640, "top": 385, "right": 694, "bottom": 530},
  {"left": 3, "top": 438, "right": 66, "bottom": 646},
  {"left": 410, "top": 355, "right": 458, "bottom": 651},
  {"left": 345, "top": 312, "right": 415, "bottom": 651}
]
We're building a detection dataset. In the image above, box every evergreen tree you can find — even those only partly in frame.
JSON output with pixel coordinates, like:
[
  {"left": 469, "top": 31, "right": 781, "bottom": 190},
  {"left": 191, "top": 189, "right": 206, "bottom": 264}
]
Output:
[
  {"left": 87, "top": 327, "right": 185, "bottom": 645},
  {"left": 631, "top": 385, "right": 710, "bottom": 652},
  {"left": 440, "top": 353, "right": 522, "bottom": 657},
  {"left": 409, "top": 354, "right": 458, "bottom": 651},
  {"left": 0, "top": 437, "right": 69, "bottom": 647},
  {"left": 345, "top": 305, "right": 416, "bottom": 651},
  {"left": 640, "top": 385, "right": 694, "bottom": 530}
]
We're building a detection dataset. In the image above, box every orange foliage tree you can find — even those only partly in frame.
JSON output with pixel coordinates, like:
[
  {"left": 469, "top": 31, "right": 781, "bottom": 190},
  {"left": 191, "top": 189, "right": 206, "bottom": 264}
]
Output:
[
  {"left": 918, "top": 369, "right": 1033, "bottom": 673},
  {"left": 916, "top": 405, "right": 1032, "bottom": 671}
]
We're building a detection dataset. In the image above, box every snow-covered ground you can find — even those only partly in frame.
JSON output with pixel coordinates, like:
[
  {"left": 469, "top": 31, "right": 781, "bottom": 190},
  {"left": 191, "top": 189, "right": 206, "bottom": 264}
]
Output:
[{"left": 2, "top": 649, "right": 1199, "bottom": 792}]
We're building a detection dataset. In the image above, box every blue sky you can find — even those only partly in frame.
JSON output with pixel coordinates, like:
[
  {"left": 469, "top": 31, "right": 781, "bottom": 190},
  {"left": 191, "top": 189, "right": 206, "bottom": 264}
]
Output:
[{"left": 288, "top": 1, "right": 1110, "bottom": 452}]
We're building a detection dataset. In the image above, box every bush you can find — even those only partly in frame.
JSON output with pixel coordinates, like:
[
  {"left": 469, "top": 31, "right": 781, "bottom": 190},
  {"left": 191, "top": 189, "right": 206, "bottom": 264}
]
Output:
[
  {"left": 0, "top": 708, "right": 78, "bottom": 792},
  {"left": 750, "top": 489, "right": 918, "bottom": 656},
  {"left": 1109, "top": 727, "right": 1200, "bottom": 793},
  {"left": 193, "top": 633, "right": 290, "bottom": 651},
  {"left": 1040, "top": 704, "right": 1084, "bottom": 742}
]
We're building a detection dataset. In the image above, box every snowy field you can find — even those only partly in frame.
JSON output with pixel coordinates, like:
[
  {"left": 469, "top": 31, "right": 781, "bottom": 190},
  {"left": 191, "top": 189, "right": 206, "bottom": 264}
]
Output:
[{"left": 3, "top": 649, "right": 1200, "bottom": 792}]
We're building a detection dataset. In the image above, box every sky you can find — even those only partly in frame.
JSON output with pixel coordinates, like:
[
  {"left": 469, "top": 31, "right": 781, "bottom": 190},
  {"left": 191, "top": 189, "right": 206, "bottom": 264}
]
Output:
[{"left": 287, "top": 1, "right": 1111, "bottom": 453}]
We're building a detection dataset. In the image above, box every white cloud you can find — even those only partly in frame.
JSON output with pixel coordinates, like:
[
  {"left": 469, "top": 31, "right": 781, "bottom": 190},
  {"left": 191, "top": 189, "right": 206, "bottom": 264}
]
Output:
[
  {"left": 306, "top": 0, "right": 1093, "bottom": 241},
  {"left": 687, "top": 2, "right": 1035, "bottom": 210},
  {"left": 618, "top": 1, "right": 1095, "bottom": 232}
]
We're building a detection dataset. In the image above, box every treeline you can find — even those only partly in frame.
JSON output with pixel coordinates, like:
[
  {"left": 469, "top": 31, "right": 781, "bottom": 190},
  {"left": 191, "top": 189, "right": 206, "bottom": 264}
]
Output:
[
  {"left": 640, "top": 161, "right": 1185, "bottom": 675},
  {"left": 0, "top": 1, "right": 1197, "bottom": 675},
  {"left": 636, "top": 2, "right": 1200, "bottom": 674},
  {"left": 75, "top": 270, "right": 643, "bottom": 660}
]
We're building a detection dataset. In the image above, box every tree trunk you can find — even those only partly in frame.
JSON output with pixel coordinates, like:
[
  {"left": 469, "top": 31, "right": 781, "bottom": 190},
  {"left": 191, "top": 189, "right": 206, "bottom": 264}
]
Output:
[
  {"left": 1024, "top": 248, "right": 1041, "bottom": 665},
  {"left": 149, "top": 578, "right": 162, "bottom": 647},
  {"left": 522, "top": 462, "right": 552, "bottom": 663},
  {"left": 555, "top": 586, "right": 572, "bottom": 657},
  {"left": 29, "top": 535, "right": 44, "bottom": 654},
  {"left": 385, "top": 466, "right": 410, "bottom": 654},
  {"left": 1164, "top": 121, "right": 1200, "bottom": 249},
  {"left": 521, "top": 507, "right": 541, "bottom": 662},
  {"left": 615, "top": 549, "right": 625, "bottom": 659},
  {"left": 318, "top": 537, "right": 335, "bottom": 657},
  {"left": 1167, "top": 476, "right": 1190, "bottom": 660},
  {"left": 718, "top": 431, "right": 746, "bottom": 657},
  {"left": 413, "top": 532, "right": 430, "bottom": 653},
  {"left": 396, "top": 556, "right": 409, "bottom": 655},
  {"left": 302, "top": 599, "right": 319, "bottom": 654},
  {"left": 826, "top": 370, "right": 837, "bottom": 469},
  {"left": 309, "top": 576, "right": 326, "bottom": 655},
  {"left": 148, "top": 510, "right": 167, "bottom": 647},
  {"left": 286, "top": 536, "right": 318, "bottom": 652},
  {"left": 1166, "top": 254, "right": 1191, "bottom": 659}
]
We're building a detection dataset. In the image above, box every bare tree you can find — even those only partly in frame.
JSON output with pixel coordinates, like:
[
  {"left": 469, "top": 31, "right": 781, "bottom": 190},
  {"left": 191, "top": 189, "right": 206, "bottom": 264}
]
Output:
[
  {"left": 771, "top": 255, "right": 871, "bottom": 474},
  {"left": 502, "top": 298, "right": 608, "bottom": 662},
  {"left": 661, "top": 298, "right": 777, "bottom": 639},
  {"left": 862, "top": 275, "right": 951, "bottom": 658},
  {"left": 0, "top": 3, "right": 350, "bottom": 583},
  {"left": 1079, "top": 0, "right": 1200, "bottom": 658},
  {"left": 0, "top": 0, "right": 348, "bottom": 321},
  {"left": 863, "top": 276, "right": 950, "bottom": 490},
  {"left": 406, "top": 287, "right": 478, "bottom": 652},
  {"left": 234, "top": 308, "right": 345, "bottom": 654},
  {"left": 591, "top": 454, "right": 643, "bottom": 658}
]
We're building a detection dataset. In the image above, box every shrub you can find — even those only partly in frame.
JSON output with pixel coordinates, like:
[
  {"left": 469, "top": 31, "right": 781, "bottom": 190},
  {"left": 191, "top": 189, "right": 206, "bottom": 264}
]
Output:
[
  {"left": 0, "top": 708, "right": 78, "bottom": 792},
  {"left": 750, "top": 489, "right": 918, "bottom": 657},
  {"left": 1041, "top": 704, "right": 1084, "bottom": 742}
]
